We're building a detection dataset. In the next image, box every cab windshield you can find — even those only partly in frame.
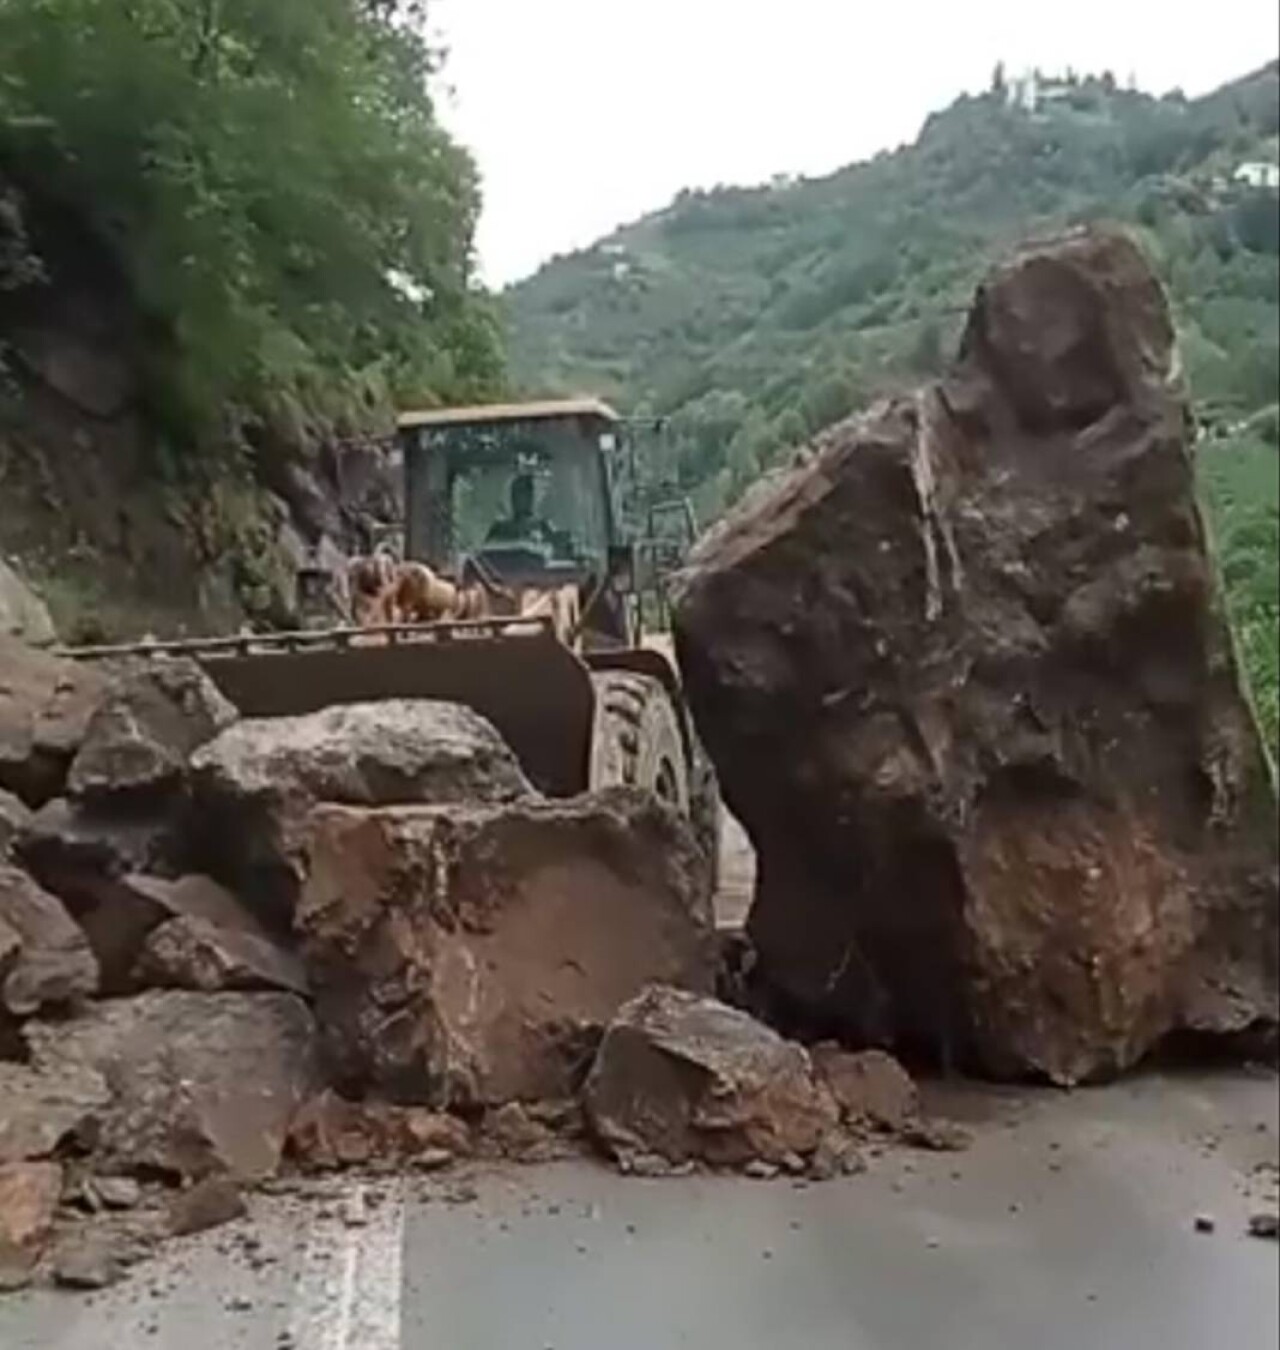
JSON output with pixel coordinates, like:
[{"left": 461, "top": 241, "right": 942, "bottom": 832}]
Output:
[{"left": 448, "top": 427, "right": 612, "bottom": 573}]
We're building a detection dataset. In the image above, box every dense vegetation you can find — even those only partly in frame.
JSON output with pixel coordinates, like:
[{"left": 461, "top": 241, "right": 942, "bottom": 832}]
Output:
[
  {"left": 509, "top": 62, "right": 1280, "bottom": 750},
  {"left": 0, "top": 0, "right": 501, "bottom": 458}
]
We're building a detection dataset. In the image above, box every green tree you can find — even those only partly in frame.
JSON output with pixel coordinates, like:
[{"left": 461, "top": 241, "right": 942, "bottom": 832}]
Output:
[{"left": 0, "top": 0, "right": 501, "bottom": 458}]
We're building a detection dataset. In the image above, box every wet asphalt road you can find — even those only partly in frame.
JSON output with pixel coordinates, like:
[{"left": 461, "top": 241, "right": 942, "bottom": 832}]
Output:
[{"left": 1, "top": 1068, "right": 1275, "bottom": 1350}]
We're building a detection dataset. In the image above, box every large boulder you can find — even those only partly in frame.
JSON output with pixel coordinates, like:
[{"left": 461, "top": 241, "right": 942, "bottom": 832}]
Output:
[
  {"left": 0, "top": 560, "right": 55, "bottom": 649},
  {"left": 585, "top": 985, "right": 838, "bottom": 1169},
  {"left": 67, "top": 658, "right": 236, "bottom": 801},
  {"left": 190, "top": 700, "right": 534, "bottom": 922},
  {"left": 0, "top": 864, "right": 98, "bottom": 1016},
  {"left": 296, "top": 791, "right": 716, "bottom": 1106},
  {"left": 0, "top": 638, "right": 106, "bottom": 806},
  {"left": 673, "top": 228, "right": 1279, "bottom": 1084},
  {"left": 23, "top": 990, "right": 319, "bottom": 1181}
]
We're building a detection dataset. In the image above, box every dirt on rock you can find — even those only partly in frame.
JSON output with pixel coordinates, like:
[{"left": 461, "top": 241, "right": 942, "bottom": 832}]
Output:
[
  {"left": 286, "top": 1090, "right": 472, "bottom": 1172},
  {"left": 297, "top": 791, "right": 716, "bottom": 1107},
  {"left": 673, "top": 226, "right": 1279, "bottom": 1085}
]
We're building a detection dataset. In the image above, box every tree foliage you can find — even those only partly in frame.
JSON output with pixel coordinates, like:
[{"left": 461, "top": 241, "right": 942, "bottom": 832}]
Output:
[{"left": 0, "top": 0, "right": 502, "bottom": 456}]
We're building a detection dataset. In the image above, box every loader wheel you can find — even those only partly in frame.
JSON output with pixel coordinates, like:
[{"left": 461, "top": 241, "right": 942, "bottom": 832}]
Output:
[{"left": 589, "top": 672, "right": 689, "bottom": 813}]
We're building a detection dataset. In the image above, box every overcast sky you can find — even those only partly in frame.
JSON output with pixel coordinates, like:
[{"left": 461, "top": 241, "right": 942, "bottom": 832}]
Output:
[{"left": 431, "top": 0, "right": 1279, "bottom": 287}]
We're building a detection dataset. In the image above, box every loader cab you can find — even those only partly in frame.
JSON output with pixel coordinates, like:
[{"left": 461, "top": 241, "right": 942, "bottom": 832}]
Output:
[{"left": 398, "top": 399, "right": 635, "bottom": 648}]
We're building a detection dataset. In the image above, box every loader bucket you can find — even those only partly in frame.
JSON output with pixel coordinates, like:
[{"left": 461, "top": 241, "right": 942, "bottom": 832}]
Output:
[{"left": 90, "top": 620, "right": 597, "bottom": 799}]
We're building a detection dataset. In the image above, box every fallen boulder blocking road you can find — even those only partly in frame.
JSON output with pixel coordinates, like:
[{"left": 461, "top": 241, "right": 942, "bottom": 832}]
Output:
[{"left": 674, "top": 226, "right": 1278, "bottom": 1084}]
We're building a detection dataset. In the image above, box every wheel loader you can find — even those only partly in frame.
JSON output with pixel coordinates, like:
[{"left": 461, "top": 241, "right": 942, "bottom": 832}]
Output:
[{"left": 64, "top": 398, "right": 720, "bottom": 867}]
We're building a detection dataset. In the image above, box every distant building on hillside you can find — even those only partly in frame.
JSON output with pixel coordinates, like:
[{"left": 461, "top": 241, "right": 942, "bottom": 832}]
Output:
[
  {"left": 1004, "top": 69, "right": 1075, "bottom": 114},
  {"left": 1234, "top": 161, "right": 1280, "bottom": 189}
]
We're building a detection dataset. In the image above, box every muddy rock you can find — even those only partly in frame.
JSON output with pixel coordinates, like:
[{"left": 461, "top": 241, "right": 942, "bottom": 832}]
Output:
[
  {"left": 0, "top": 561, "right": 55, "bottom": 650},
  {"left": 0, "top": 1160, "right": 61, "bottom": 1290},
  {"left": 190, "top": 700, "right": 534, "bottom": 923},
  {"left": 585, "top": 985, "right": 839, "bottom": 1170},
  {"left": 810, "top": 1046, "right": 920, "bottom": 1133},
  {"left": 296, "top": 791, "right": 715, "bottom": 1106},
  {"left": 0, "top": 639, "right": 106, "bottom": 806},
  {"left": 287, "top": 1091, "right": 471, "bottom": 1172},
  {"left": 67, "top": 658, "right": 236, "bottom": 802},
  {"left": 0, "top": 790, "right": 31, "bottom": 859},
  {"left": 0, "top": 864, "right": 98, "bottom": 1017},
  {"left": 166, "top": 1176, "right": 247, "bottom": 1237},
  {"left": 673, "top": 227, "right": 1279, "bottom": 1085},
  {"left": 0, "top": 1161, "right": 59, "bottom": 1287},
  {"left": 0, "top": 1062, "right": 110, "bottom": 1163},
  {"left": 23, "top": 990, "right": 319, "bottom": 1181}
]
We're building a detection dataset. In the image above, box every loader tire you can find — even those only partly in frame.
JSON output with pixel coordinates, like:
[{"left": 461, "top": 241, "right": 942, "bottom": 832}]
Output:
[{"left": 589, "top": 671, "right": 689, "bottom": 814}]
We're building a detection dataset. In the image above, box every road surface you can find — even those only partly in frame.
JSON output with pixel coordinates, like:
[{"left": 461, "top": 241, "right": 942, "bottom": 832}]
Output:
[{"left": 1, "top": 1068, "right": 1275, "bottom": 1349}]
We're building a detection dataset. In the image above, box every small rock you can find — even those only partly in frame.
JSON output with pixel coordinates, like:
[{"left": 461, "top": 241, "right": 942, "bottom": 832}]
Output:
[
  {"left": 1193, "top": 1214, "right": 1216, "bottom": 1234},
  {"left": 342, "top": 1191, "right": 368, "bottom": 1228},
  {"left": 808, "top": 1132, "right": 865, "bottom": 1181},
  {"left": 744, "top": 1159, "right": 779, "bottom": 1180},
  {"left": 810, "top": 1046, "right": 920, "bottom": 1133},
  {"left": 414, "top": 1149, "right": 454, "bottom": 1174},
  {"left": 903, "top": 1120, "right": 972, "bottom": 1153},
  {"left": 53, "top": 1235, "right": 125, "bottom": 1290},
  {"left": 1247, "top": 1212, "right": 1279, "bottom": 1240},
  {"left": 167, "top": 1177, "right": 247, "bottom": 1237},
  {"left": 94, "top": 1177, "right": 142, "bottom": 1211}
]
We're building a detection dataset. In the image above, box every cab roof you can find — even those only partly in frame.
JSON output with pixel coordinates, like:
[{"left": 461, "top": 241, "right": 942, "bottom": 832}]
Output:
[{"left": 397, "top": 397, "right": 620, "bottom": 430}]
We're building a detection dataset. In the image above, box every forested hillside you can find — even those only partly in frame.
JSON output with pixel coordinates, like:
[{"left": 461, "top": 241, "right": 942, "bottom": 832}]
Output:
[
  {"left": 509, "top": 62, "right": 1280, "bottom": 747},
  {"left": 0, "top": 0, "right": 499, "bottom": 636}
]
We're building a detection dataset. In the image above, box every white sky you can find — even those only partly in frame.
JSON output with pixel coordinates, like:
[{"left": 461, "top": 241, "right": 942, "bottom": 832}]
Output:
[{"left": 431, "top": 0, "right": 1280, "bottom": 287}]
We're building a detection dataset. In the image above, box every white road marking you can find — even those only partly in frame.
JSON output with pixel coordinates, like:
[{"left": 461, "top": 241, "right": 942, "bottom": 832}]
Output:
[{"left": 287, "top": 1181, "right": 406, "bottom": 1350}]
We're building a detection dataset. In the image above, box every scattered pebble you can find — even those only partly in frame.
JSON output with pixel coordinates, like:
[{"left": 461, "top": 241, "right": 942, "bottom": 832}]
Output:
[
  {"left": 1193, "top": 1214, "right": 1216, "bottom": 1234},
  {"left": 1247, "top": 1212, "right": 1279, "bottom": 1241},
  {"left": 342, "top": 1191, "right": 368, "bottom": 1228}
]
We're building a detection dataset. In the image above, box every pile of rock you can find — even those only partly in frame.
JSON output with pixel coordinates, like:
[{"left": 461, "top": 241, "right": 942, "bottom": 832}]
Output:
[{"left": 0, "top": 642, "right": 728, "bottom": 1290}]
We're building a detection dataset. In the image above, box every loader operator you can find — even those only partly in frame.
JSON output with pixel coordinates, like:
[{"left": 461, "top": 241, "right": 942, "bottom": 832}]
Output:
[{"left": 485, "top": 471, "right": 556, "bottom": 551}]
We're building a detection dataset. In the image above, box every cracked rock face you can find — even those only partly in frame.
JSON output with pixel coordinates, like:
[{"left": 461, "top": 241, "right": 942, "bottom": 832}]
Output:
[{"left": 674, "top": 227, "right": 1278, "bottom": 1084}]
